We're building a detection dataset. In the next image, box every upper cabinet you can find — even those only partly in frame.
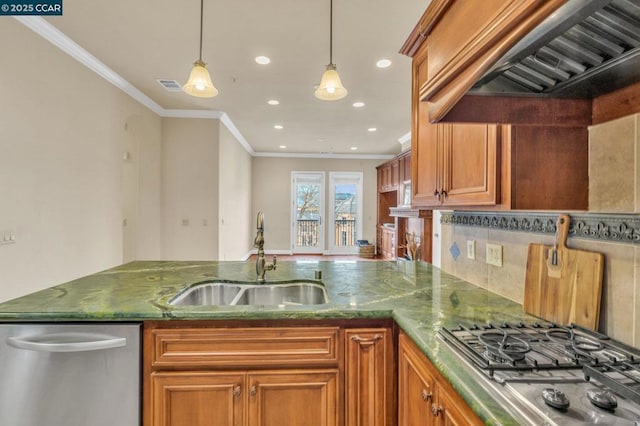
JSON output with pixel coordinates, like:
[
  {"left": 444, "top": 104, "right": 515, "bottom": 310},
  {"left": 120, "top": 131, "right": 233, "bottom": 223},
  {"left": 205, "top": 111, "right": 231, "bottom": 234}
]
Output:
[
  {"left": 412, "top": 121, "right": 499, "bottom": 208},
  {"left": 377, "top": 159, "right": 399, "bottom": 193},
  {"left": 405, "top": 0, "right": 592, "bottom": 211},
  {"left": 401, "top": 0, "right": 565, "bottom": 122}
]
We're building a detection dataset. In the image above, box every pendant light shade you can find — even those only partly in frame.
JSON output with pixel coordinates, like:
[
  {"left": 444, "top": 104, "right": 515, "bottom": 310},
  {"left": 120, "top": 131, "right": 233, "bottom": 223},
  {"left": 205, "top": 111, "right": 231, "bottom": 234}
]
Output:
[
  {"left": 184, "top": 60, "right": 218, "bottom": 97},
  {"left": 315, "top": 64, "right": 347, "bottom": 100},
  {"left": 183, "top": 0, "right": 218, "bottom": 98},
  {"left": 315, "top": 0, "right": 347, "bottom": 101}
]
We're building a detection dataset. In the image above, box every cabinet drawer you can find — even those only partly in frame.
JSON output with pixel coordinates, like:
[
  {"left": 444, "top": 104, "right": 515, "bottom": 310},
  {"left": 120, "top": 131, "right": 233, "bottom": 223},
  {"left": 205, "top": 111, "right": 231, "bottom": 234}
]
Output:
[{"left": 150, "top": 327, "right": 340, "bottom": 368}]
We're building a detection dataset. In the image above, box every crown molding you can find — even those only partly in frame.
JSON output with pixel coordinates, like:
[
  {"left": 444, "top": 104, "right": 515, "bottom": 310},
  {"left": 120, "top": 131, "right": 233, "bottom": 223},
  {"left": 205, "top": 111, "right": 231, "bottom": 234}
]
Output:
[
  {"left": 253, "top": 152, "right": 394, "bottom": 160},
  {"left": 397, "top": 132, "right": 411, "bottom": 144},
  {"left": 16, "top": 17, "right": 256, "bottom": 156},
  {"left": 16, "top": 16, "right": 400, "bottom": 161},
  {"left": 15, "top": 16, "right": 165, "bottom": 116}
]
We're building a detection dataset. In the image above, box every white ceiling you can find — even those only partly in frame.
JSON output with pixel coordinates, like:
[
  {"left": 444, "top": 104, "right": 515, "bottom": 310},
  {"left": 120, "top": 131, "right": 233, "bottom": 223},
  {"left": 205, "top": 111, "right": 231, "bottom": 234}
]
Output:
[{"left": 35, "top": 0, "right": 427, "bottom": 157}]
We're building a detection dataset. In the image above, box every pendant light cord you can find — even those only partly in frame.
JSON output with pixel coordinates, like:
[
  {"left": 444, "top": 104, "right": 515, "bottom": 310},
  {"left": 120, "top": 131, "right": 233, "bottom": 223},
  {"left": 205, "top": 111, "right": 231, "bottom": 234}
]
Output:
[
  {"left": 329, "top": 0, "right": 333, "bottom": 65},
  {"left": 198, "top": 0, "right": 204, "bottom": 61}
]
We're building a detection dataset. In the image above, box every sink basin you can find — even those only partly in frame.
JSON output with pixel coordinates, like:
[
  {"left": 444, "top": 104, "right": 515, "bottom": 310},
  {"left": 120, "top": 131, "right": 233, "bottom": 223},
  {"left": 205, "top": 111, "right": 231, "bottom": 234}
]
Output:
[
  {"left": 169, "top": 283, "right": 243, "bottom": 306},
  {"left": 233, "top": 283, "right": 327, "bottom": 306},
  {"left": 169, "top": 281, "right": 328, "bottom": 306}
]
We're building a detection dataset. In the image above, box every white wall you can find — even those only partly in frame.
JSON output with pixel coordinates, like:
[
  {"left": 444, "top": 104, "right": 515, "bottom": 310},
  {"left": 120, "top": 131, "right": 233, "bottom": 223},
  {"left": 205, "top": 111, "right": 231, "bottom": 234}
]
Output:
[
  {"left": 162, "top": 118, "right": 219, "bottom": 260},
  {"left": 0, "top": 19, "right": 162, "bottom": 302},
  {"left": 218, "top": 125, "right": 253, "bottom": 260},
  {"left": 252, "top": 157, "right": 380, "bottom": 252}
]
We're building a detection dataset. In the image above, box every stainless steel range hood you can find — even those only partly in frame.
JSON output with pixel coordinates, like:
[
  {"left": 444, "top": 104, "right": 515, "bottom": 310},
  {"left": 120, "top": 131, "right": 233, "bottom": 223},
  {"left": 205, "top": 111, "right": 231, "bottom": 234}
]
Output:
[{"left": 470, "top": 0, "right": 640, "bottom": 98}]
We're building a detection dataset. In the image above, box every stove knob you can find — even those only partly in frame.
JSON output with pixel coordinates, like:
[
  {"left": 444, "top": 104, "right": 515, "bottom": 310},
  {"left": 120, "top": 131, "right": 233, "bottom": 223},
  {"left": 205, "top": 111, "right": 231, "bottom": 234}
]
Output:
[
  {"left": 587, "top": 389, "right": 617, "bottom": 411},
  {"left": 542, "top": 388, "right": 570, "bottom": 411}
]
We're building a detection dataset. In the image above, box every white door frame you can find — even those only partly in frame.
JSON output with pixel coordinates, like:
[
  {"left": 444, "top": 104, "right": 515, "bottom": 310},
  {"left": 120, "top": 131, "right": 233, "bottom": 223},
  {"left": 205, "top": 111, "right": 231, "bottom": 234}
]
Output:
[
  {"left": 291, "top": 172, "right": 325, "bottom": 254},
  {"left": 328, "top": 172, "right": 363, "bottom": 254}
]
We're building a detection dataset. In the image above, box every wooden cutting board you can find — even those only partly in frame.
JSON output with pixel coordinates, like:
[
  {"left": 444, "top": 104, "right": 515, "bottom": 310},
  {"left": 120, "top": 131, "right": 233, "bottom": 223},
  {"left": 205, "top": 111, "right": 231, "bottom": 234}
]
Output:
[{"left": 523, "top": 214, "right": 604, "bottom": 330}]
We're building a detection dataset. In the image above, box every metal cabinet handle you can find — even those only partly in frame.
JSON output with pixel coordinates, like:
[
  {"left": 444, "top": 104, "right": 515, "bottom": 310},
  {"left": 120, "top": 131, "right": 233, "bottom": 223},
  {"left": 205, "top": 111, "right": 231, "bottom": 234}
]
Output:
[
  {"left": 6, "top": 333, "right": 126, "bottom": 353},
  {"left": 421, "top": 389, "right": 432, "bottom": 402},
  {"left": 441, "top": 189, "right": 448, "bottom": 199},
  {"left": 351, "top": 334, "right": 383, "bottom": 344},
  {"left": 233, "top": 385, "right": 241, "bottom": 397},
  {"left": 431, "top": 404, "right": 443, "bottom": 417},
  {"left": 250, "top": 385, "right": 257, "bottom": 396}
]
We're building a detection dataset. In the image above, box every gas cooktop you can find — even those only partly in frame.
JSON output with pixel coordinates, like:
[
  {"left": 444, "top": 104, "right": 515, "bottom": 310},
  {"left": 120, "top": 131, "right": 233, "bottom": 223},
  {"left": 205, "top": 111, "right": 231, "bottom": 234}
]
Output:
[{"left": 439, "top": 322, "right": 640, "bottom": 425}]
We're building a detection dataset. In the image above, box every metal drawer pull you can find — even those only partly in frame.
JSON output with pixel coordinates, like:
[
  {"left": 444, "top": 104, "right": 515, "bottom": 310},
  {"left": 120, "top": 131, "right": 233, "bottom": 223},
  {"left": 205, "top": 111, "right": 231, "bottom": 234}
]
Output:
[
  {"left": 421, "top": 389, "right": 432, "bottom": 402},
  {"left": 351, "top": 334, "right": 383, "bottom": 343},
  {"left": 233, "top": 385, "right": 241, "bottom": 397},
  {"left": 431, "top": 404, "right": 443, "bottom": 416},
  {"left": 250, "top": 385, "right": 257, "bottom": 396},
  {"left": 7, "top": 333, "right": 126, "bottom": 353}
]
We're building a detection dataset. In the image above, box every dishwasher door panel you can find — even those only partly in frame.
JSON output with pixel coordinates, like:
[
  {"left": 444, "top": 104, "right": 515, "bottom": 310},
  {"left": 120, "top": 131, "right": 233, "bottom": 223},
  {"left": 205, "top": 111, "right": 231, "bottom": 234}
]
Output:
[{"left": 0, "top": 323, "right": 140, "bottom": 426}]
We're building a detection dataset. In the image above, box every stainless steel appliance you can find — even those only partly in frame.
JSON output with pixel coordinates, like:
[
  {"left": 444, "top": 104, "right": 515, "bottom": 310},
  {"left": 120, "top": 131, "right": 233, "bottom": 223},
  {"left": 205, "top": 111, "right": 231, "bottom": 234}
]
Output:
[
  {"left": 0, "top": 323, "right": 140, "bottom": 426},
  {"left": 439, "top": 322, "right": 640, "bottom": 425}
]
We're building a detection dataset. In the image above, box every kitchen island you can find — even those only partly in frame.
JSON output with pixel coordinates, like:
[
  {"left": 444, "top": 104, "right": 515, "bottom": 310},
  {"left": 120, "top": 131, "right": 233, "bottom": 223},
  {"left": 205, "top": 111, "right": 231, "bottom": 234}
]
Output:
[{"left": 0, "top": 260, "right": 540, "bottom": 425}]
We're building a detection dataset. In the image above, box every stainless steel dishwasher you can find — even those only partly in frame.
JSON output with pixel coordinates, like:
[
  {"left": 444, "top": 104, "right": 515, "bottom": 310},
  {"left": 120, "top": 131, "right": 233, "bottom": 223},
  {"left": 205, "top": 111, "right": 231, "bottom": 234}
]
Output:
[{"left": 0, "top": 323, "right": 140, "bottom": 426}]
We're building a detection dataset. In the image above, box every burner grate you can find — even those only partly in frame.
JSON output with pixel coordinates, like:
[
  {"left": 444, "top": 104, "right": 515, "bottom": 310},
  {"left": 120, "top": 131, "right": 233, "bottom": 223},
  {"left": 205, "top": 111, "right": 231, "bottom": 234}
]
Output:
[
  {"left": 584, "top": 360, "right": 640, "bottom": 405},
  {"left": 439, "top": 322, "right": 635, "bottom": 377}
]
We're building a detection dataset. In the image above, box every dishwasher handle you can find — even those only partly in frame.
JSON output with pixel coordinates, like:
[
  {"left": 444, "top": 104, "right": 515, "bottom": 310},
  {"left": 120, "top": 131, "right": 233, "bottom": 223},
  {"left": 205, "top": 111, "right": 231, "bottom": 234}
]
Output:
[{"left": 6, "top": 332, "right": 127, "bottom": 353}]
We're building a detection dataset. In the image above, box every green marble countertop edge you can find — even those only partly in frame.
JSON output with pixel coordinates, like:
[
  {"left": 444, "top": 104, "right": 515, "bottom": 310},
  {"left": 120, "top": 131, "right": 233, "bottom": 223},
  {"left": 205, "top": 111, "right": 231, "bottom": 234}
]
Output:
[{"left": 0, "top": 260, "right": 542, "bottom": 425}]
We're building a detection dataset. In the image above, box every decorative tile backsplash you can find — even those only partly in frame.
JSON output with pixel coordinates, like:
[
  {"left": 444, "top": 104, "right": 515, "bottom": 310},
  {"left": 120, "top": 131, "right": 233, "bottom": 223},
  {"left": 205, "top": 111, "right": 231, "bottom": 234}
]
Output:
[
  {"left": 441, "top": 211, "right": 640, "bottom": 245},
  {"left": 438, "top": 211, "right": 640, "bottom": 348}
]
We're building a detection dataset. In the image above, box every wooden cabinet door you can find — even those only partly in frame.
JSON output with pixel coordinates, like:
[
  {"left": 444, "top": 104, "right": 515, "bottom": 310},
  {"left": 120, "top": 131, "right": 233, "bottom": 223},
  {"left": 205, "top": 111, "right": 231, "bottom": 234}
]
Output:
[
  {"left": 247, "top": 369, "right": 339, "bottom": 426},
  {"left": 411, "top": 44, "right": 441, "bottom": 208},
  {"left": 150, "top": 371, "right": 244, "bottom": 426},
  {"left": 433, "top": 387, "right": 474, "bottom": 426},
  {"left": 442, "top": 124, "right": 498, "bottom": 207},
  {"left": 380, "top": 228, "right": 395, "bottom": 260},
  {"left": 345, "top": 329, "right": 393, "bottom": 426},
  {"left": 398, "top": 334, "right": 436, "bottom": 426},
  {"left": 391, "top": 160, "right": 400, "bottom": 190},
  {"left": 412, "top": 112, "right": 441, "bottom": 207}
]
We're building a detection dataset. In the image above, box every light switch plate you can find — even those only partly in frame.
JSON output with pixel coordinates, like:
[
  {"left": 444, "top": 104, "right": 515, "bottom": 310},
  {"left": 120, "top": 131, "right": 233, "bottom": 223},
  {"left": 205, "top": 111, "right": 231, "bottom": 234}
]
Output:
[
  {"left": 486, "top": 243, "right": 503, "bottom": 267},
  {"left": 466, "top": 240, "right": 476, "bottom": 260}
]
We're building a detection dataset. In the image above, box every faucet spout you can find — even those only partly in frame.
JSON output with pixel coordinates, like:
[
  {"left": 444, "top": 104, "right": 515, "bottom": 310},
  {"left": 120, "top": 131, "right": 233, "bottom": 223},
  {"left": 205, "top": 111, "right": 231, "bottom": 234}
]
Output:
[{"left": 254, "top": 211, "right": 276, "bottom": 283}]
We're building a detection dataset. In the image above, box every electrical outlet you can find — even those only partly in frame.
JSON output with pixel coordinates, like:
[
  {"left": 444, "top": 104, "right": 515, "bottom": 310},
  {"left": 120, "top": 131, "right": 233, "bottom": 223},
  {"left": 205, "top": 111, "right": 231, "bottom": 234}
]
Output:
[
  {"left": 0, "top": 230, "right": 16, "bottom": 246},
  {"left": 466, "top": 240, "right": 476, "bottom": 260},
  {"left": 486, "top": 243, "right": 503, "bottom": 267}
]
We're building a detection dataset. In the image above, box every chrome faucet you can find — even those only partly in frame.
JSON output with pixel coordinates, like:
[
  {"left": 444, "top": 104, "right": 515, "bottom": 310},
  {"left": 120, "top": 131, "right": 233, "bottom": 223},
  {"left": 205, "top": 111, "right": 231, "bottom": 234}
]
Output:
[{"left": 254, "top": 211, "right": 276, "bottom": 283}]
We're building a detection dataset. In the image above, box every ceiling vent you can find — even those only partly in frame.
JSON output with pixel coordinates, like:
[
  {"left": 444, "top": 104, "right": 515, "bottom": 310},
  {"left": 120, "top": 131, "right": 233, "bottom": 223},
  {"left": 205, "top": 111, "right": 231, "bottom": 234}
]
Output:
[{"left": 156, "top": 79, "right": 183, "bottom": 92}]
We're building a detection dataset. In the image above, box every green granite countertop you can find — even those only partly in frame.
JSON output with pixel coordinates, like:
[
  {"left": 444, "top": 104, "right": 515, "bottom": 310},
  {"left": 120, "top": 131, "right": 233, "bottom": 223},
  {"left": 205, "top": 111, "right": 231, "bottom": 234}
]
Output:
[{"left": 0, "top": 260, "right": 543, "bottom": 425}]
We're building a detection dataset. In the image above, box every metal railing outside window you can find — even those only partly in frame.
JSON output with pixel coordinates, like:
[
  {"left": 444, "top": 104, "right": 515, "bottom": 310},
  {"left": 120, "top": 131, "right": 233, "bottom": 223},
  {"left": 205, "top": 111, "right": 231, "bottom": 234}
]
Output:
[
  {"left": 296, "top": 217, "right": 356, "bottom": 247},
  {"left": 296, "top": 219, "right": 319, "bottom": 246}
]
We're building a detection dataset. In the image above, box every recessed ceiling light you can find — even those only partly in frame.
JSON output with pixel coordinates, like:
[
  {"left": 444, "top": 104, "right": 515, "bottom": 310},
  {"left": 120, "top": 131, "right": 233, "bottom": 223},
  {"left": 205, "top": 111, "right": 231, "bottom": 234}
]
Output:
[
  {"left": 274, "top": 124, "right": 283, "bottom": 129},
  {"left": 352, "top": 102, "right": 365, "bottom": 108},
  {"left": 255, "top": 56, "right": 271, "bottom": 65},
  {"left": 267, "top": 99, "right": 280, "bottom": 106},
  {"left": 350, "top": 146, "right": 358, "bottom": 151},
  {"left": 279, "top": 145, "right": 287, "bottom": 149},
  {"left": 376, "top": 59, "right": 392, "bottom": 68},
  {"left": 368, "top": 127, "right": 377, "bottom": 132}
]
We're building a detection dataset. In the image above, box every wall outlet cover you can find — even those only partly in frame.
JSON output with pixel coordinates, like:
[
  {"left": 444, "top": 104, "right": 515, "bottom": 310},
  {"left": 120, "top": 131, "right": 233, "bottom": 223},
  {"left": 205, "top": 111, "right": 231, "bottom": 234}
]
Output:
[
  {"left": 487, "top": 243, "right": 503, "bottom": 267},
  {"left": 466, "top": 240, "right": 476, "bottom": 260},
  {"left": 450, "top": 242, "right": 460, "bottom": 260}
]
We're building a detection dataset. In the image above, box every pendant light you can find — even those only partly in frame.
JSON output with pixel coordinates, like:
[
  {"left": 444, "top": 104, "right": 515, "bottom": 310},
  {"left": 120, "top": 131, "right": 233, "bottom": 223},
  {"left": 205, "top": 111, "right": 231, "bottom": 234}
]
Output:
[
  {"left": 183, "top": 0, "right": 218, "bottom": 98},
  {"left": 314, "top": 0, "right": 347, "bottom": 101}
]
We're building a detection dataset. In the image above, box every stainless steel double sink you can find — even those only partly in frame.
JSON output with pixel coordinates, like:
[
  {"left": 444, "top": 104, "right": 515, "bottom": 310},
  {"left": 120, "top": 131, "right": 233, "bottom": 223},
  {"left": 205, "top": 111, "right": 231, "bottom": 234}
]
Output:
[{"left": 169, "top": 280, "right": 328, "bottom": 307}]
